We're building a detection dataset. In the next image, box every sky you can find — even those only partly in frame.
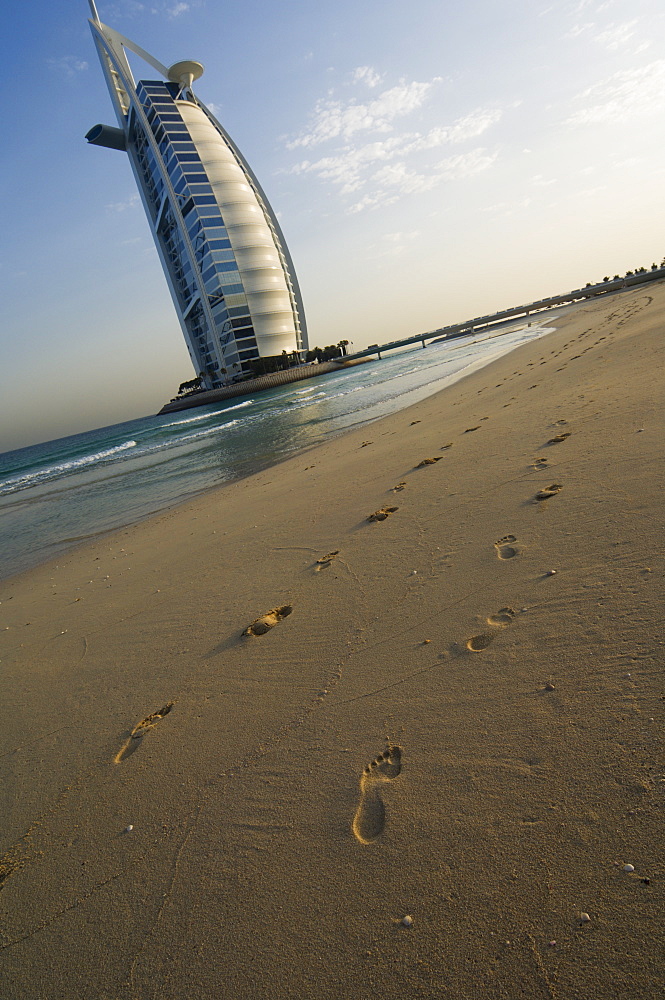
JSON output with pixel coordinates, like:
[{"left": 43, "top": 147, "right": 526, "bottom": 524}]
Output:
[{"left": 1, "top": 0, "right": 664, "bottom": 452}]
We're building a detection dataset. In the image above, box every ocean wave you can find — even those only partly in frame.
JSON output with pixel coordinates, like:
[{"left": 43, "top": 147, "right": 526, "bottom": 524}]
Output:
[
  {"left": 0, "top": 440, "right": 138, "bottom": 497},
  {"left": 164, "top": 400, "right": 253, "bottom": 428},
  {"left": 172, "top": 420, "right": 240, "bottom": 447},
  {"left": 0, "top": 417, "right": 246, "bottom": 498}
]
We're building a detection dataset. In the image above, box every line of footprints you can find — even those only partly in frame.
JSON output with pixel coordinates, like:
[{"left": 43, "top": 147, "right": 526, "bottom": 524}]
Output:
[{"left": 117, "top": 426, "right": 569, "bottom": 844}]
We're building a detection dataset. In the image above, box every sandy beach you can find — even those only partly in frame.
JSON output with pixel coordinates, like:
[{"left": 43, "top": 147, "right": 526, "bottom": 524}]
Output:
[{"left": 1, "top": 283, "right": 663, "bottom": 999}]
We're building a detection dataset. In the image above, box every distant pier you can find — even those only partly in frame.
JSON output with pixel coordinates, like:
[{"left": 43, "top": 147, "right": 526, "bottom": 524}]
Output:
[
  {"left": 343, "top": 268, "right": 665, "bottom": 362},
  {"left": 159, "top": 269, "right": 665, "bottom": 413}
]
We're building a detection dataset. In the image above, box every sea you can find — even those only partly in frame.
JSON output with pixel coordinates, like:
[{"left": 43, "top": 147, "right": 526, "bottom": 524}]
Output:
[{"left": 0, "top": 320, "right": 558, "bottom": 580}]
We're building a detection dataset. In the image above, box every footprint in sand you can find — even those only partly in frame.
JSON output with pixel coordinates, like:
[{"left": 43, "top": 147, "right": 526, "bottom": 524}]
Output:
[
  {"left": 315, "top": 551, "right": 339, "bottom": 571},
  {"left": 243, "top": 605, "right": 293, "bottom": 636},
  {"left": 392, "top": 481, "right": 407, "bottom": 493},
  {"left": 547, "top": 432, "right": 571, "bottom": 445},
  {"left": 487, "top": 607, "right": 516, "bottom": 626},
  {"left": 494, "top": 534, "right": 518, "bottom": 560},
  {"left": 464, "top": 426, "right": 480, "bottom": 433},
  {"left": 367, "top": 506, "right": 398, "bottom": 522},
  {"left": 532, "top": 457, "right": 548, "bottom": 470},
  {"left": 415, "top": 457, "right": 442, "bottom": 467},
  {"left": 535, "top": 484, "right": 562, "bottom": 501},
  {"left": 466, "top": 633, "right": 494, "bottom": 651},
  {"left": 115, "top": 702, "right": 174, "bottom": 763},
  {"left": 467, "top": 607, "right": 516, "bottom": 650},
  {"left": 352, "top": 746, "right": 402, "bottom": 844},
  {"left": 441, "top": 442, "right": 453, "bottom": 450}
]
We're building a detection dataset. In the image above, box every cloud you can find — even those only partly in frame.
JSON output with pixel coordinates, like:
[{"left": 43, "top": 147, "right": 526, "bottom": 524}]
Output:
[
  {"left": 565, "top": 22, "right": 594, "bottom": 39},
  {"left": 287, "top": 77, "right": 442, "bottom": 148},
  {"left": 530, "top": 174, "right": 557, "bottom": 187},
  {"left": 290, "top": 137, "right": 407, "bottom": 195},
  {"left": 285, "top": 68, "right": 504, "bottom": 212},
  {"left": 483, "top": 196, "right": 533, "bottom": 217},
  {"left": 106, "top": 194, "right": 140, "bottom": 212},
  {"left": 107, "top": 0, "right": 193, "bottom": 16},
  {"left": 372, "top": 162, "right": 437, "bottom": 195},
  {"left": 566, "top": 59, "right": 665, "bottom": 125},
  {"left": 593, "top": 19, "right": 638, "bottom": 51},
  {"left": 436, "top": 149, "right": 498, "bottom": 181},
  {"left": 346, "top": 148, "right": 497, "bottom": 213},
  {"left": 403, "top": 108, "right": 503, "bottom": 151},
  {"left": 347, "top": 192, "right": 399, "bottom": 214},
  {"left": 48, "top": 56, "right": 89, "bottom": 76},
  {"left": 103, "top": 1, "right": 146, "bottom": 18},
  {"left": 352, "top": 66, "right": 383, "bottom": 89},
  {"left": 365, "top": 230, "right": 421, "bottom": 259},
  {"left": 288, "top": 105, "right": 501, "bottom": 207}
]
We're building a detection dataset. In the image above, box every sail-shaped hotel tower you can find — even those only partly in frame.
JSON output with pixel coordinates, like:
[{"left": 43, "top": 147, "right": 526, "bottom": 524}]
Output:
[{"left": 86, "top": 1, "right": 307, "bottom": 388}]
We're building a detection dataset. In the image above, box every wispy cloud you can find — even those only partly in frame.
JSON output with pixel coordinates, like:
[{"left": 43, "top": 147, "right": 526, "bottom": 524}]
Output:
[
  {"left": 404, "top": 108, "right": 503, "bottom": 151},
  {"left": 103, "top": 1, "right": 146, "bottom": 19},
  {"left": 530, "top": 174, "right": 557, "bottom": 187},
  {"left": 168, "top": 2, "right": 190, "bottom": 17},
  {"left": 289, "top": 107, "right": 501, "bottom": 210},
  {"left": 105, "top": 0, "right": 195, "bottom": 17},
  {"left": 566, "top": 59, "right": 665, "bottom": 125},
  {"left": 483, "top": 196, "right": 533, "bottom": 217},
  {"left": 594, "top": 19, "right": 638, "bottom": 51},
  {"left": 352, "top": 66, "right": 383, "bottom": 89},
  {"left": 287, "top": 77, "right": 442, "bottom": 148},
  {"left": 436, "top": 149, "right": 498, "bottom": 181},
  {"left": 106, "top": 194, "right": 140, "bottom": 212},
  {"left": 346, "top": 148, "right": 498, "bottom": 214},
  {"left": 48, "top": 56, "right": 88, "bottom": 76},
  {"left": 285, "top": 67, "right": 504, "bottom": 212},
  {"left": 365, "top": 230, "right": 422, "bottom": 260},
  {"left": 565, "top": 22, "right": 595, "bottom": 39}
]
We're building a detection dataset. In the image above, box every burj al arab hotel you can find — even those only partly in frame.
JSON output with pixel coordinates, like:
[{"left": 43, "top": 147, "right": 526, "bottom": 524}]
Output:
[{"left": 85, "top": 2, "right": 308, "bottom": 389}]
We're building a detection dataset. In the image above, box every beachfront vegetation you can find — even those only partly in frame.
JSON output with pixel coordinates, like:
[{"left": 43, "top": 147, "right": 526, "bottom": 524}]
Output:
[
  {"left": 586, "top": 260, "right": 663, "bottom": 287},
  {"left": 305, "top": 341, "right": 349, "bottom": 362},
  {"left": 177, "top": 376, "right": 203, "bottom": 396}
]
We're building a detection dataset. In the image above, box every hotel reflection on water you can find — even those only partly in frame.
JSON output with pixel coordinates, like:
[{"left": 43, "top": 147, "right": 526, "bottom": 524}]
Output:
[{"left": 86, "top": 2, "right": 308, "bottom": 390}]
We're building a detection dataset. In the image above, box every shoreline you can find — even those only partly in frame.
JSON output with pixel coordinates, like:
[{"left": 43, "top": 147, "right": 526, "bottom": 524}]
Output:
[
  {"left": 158, "top": 357, "right": 373, "bottom": 415},
  {"left": 1, "top": 284, "right": 663, "bottom": 999},
  {"left": 0, "top": 314, "right": 560, "bottom": 584}
]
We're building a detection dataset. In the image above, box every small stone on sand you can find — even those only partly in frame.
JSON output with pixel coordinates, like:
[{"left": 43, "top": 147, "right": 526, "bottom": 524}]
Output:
[{"left": 401, "top": 915, "right": 413, "bottom": 927}]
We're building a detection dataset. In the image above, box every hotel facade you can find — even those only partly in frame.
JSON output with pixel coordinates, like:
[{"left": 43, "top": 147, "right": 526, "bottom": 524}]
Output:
[{"left": 86, "top": 2, "right": 308, "bottom": 389}]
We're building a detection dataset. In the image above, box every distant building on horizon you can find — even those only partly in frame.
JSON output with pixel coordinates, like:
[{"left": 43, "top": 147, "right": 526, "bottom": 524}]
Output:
[{"left": 86, "top": 1, "right": 307, "bottom": 389}]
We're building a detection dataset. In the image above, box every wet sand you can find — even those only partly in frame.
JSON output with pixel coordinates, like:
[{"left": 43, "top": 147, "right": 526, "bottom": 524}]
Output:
[{"left": 1, "top": 284, "right": 663, "bottom": 999}]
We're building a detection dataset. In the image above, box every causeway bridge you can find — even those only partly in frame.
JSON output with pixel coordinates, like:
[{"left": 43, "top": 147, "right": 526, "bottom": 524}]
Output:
[
  {"left": 159, "top": 268, "right": 664, "bottom": 413},
  {"left": 342, "top": 268, "right": 665, "bottom": 361}
]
